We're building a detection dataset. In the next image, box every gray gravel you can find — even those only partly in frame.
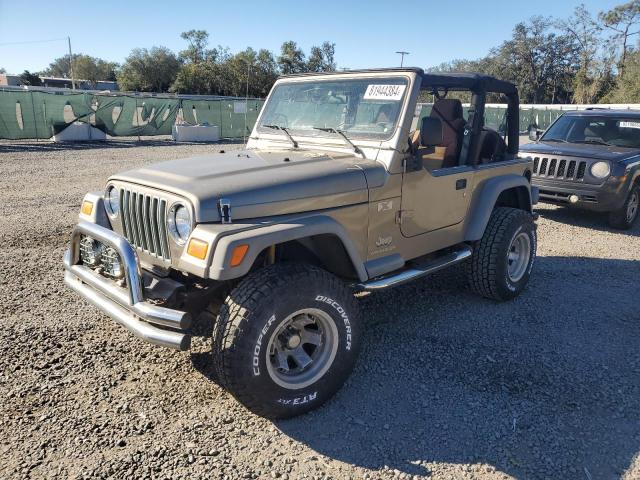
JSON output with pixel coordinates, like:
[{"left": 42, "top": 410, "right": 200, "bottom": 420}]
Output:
[{"left": 1, "top": 138, "right": 639, "bottom": 480}]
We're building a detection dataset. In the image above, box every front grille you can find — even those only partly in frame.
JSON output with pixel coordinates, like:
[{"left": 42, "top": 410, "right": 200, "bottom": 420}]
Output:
[
  {"left": 120, "top": 189, "right": 171, "bottom": 260},
  {"left": 532, "top": 156, "right": 588, "bottom": 182}
]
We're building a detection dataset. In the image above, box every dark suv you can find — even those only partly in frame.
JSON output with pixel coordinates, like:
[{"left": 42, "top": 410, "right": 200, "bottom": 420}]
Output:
[{"left": 521, "top": 109, "right": 640, "bottom": 229}]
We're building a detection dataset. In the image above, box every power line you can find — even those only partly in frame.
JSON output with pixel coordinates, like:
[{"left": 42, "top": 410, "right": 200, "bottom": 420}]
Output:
[{"left": 0, "top": 37, "right": 68, "bottom": 47}]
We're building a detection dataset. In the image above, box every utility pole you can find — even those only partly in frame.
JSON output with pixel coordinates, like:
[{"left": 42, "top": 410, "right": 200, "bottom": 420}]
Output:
[
  {"left": 67, "top": 36, "right": 76, "bottom": 90},
  {"left": 243, "top": 61, "right": 251, "bottom": 145},
  {"left": 395, "top": 51, "right": 410, "bottom": 67}
]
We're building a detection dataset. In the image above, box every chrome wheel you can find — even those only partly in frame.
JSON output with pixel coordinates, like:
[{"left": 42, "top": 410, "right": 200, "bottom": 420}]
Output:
[
  {"left": 627, "top": 191, "right": 639, "bottom": 223},
  {"left": 507, "top": 231, "right": 531, "bottom": 283},
  {"left": 266, "top": 309, "right": 338, "bottom": 389}
]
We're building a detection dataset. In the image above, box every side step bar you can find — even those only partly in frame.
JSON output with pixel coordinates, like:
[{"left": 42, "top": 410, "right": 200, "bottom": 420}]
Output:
[{"left": 358, "top": 246, "right": 472, "bottom": 291}]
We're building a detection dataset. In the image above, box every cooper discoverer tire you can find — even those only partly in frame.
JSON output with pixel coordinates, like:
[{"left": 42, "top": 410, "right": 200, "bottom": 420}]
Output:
[
  {"left": 467, "top": 207, "right": 536, "bottom": 301},
  {"left": 211, "top": 263, "right": 361, "bottom": 419},
  {"left": 608, "top": 185, "right": 639, "bottom": 230}
]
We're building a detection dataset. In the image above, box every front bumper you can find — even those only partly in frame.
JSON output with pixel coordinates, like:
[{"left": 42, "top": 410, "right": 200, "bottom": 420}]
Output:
[
  {"left": 64, "top": 221, "right": 192, "bottom": 350},
  {"left": 532, "top": 178, "right": 626, "bottom": 212}
]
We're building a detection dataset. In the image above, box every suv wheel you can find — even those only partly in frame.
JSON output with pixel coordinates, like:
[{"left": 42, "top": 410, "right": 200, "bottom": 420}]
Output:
[
  {"left": 608, "top": 185, "right": 639, "bottom": 230},
  {"left": 211, "top": 263, "right": 360, "bottom": 419},
  {"left": 467, "top": 207, "right": 537, "bottom": 301}
]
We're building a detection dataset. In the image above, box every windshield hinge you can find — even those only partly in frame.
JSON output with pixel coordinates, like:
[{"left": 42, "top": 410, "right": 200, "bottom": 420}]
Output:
[{"left": 218, "top": 198, "right": 232, "bottom": 224}]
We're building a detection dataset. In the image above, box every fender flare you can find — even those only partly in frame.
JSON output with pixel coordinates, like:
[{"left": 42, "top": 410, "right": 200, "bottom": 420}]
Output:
[
  {"left": 208, "top": 215, "right": 368, "bottom": 282},
  {"left": 464, "top": 174, "right": 532, "bottom": 242}
]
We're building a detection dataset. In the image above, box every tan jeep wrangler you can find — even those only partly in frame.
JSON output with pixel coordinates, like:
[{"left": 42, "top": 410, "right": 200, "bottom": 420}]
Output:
[{"left": 64, "top": 69, "right": 537, "bottom": 418}]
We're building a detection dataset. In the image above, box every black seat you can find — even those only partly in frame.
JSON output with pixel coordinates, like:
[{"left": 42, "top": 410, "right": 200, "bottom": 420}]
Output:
[{"left": 477, "top": 128, "right": 507, "bottom": 164}]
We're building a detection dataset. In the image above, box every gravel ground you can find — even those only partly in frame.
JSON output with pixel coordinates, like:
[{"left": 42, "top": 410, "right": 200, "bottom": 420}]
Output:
[{"left": 1, "top": 139, "right": 639, "bottom": 480}]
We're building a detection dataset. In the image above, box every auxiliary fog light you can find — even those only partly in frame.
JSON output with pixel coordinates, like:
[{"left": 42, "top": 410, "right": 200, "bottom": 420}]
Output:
[
  {"left": 79, "top": 236, "right": 103, "bottom": 267},
  {"left": 101, "top": 246, "right": 124, "bottom": 279},
  {"left": 569, "top": 195, "right": 579, "bottom": 204}
]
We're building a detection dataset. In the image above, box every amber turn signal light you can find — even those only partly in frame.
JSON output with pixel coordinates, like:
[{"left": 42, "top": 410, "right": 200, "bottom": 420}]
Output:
[
  {"left": 230, "top": 244, "right": 249, "bottom": 267},
  {"left": 81, "top": 201, "right": 93, "bottom": 216},
  {"left": 187, "top": 238, "right": 209, "bottom": 260}
]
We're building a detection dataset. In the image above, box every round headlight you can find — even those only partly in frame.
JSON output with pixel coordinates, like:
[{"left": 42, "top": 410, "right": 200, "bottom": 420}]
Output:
[
  {"left": 106, "top": 186, "right": 120, "bottom": 217},
  {"left": 167, "top": 204, "right": 192, "bottom": 244},
  {"left": 590, "top": 161, "right": 611, "bottom": 179}
]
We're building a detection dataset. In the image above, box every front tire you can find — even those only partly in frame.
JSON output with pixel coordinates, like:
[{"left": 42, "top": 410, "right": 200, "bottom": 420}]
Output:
[
  {"left": 608, "top": 185, "right": 639, "bottom": 230},
  {"left": 467, "top": 207, "right": 537, "bottom": 301},
  {"left": 212, "top": 263, "right": 361, "bottom": 419}
]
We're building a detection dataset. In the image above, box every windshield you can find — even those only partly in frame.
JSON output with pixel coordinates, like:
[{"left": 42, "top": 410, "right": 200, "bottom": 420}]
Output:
[
  {"left": 257, "top": 77, "right": 409, "bottom": 140},
  {"left": 542, "top": 115, "right": 640, "bottom": 148}
]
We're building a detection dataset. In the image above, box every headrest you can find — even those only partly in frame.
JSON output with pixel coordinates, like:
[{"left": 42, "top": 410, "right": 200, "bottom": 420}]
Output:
[
  {"left": 420, "top": 117, "right": 443, "bottom": 146},
  {"left": 430, "top": 99, "right": 464, "bottom": 121}
]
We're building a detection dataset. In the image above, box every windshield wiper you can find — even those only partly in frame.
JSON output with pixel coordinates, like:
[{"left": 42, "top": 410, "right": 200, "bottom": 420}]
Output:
[
  {"left": 574, "top": 139, "right": 612, "bottom": 146},
  {"left": 543, "top": 138, "right": 569, "bottom": 143},
  {"left": 313, "top": 127, "right": 363, "bottom": 156},
  {"left": 262, "top": 124, "right": 298, "bottom": 148}
]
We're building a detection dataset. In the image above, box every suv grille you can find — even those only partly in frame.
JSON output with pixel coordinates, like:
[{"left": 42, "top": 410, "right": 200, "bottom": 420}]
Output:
[
  {"left": 120, "top": 189, "right": 171, "bottom": 260},
  {"left": 532, "top": 156, "right": 587, "bottom": 181}
]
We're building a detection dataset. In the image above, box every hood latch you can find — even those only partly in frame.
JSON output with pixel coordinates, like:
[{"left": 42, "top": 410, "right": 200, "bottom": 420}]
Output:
[{"left": 218, "top": 198, "right": 232, "bottom": 224}]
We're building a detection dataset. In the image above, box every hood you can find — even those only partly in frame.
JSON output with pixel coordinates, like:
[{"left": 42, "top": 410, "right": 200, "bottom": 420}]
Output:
[
  {"left": 520, "top": 141, "right": 640, "bottom": 162},
  {"left": 110, "top": 149, "right": 386, "bottom": 222}
]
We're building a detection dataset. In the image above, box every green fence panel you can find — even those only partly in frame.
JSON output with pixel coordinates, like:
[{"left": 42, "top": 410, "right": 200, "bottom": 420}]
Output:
[
  {"left": 0, "top": 90, "right": 41, "bottom": 139},
  {"left": 39, "top": 91, "right": 94, "bottom": 136},
  {"left": 137, "top": 97, "right": 180, "bottom": 136},
  {"left": 0, "top": 90, "right": 93, "bottom": 139},
  {"left": 181, "top": 99, "right": 223, "bottom": 126},
  {"left": 0, "top": 91, "right": 263, "bottom": 140},
  {"left": 94, "top": 95, "right": 139, "bottom": 136},
  {"left": 180, "top": 99, "right": 263, "bottom": 138},
  {"left": 94, "top": 95, "right": 179, "bottom": 136}
]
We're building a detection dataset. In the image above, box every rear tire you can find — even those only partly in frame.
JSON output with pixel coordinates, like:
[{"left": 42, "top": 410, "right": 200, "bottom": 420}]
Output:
[
  {"left": 211, "top": 263, "right": 361, "bottom": 419},
  {"left": 608, "top": 185, "right": 639, "bottom": 230},
  {"left": 467, "top": 207, "right": 537, "bottom": 301}
]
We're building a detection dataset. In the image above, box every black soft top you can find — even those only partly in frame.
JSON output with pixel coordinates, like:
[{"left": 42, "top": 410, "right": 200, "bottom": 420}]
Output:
[{"left": 281, "top": 68, "right": 517, "bottom": 95}]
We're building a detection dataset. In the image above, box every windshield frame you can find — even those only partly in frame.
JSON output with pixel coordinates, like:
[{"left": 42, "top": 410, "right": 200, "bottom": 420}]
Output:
[
  {"left": 254, "top": 73, "right": 414, "bottom": 144},
  {"left": 541, "top": 113, "right": 640, "bottom": 149}
]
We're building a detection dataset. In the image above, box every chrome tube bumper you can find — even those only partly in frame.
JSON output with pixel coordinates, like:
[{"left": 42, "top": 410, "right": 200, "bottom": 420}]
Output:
[{"left": 63, "top": 221, "right": 192, "bottom": 350}]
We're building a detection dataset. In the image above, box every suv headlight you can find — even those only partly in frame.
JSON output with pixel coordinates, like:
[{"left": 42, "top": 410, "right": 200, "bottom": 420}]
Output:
[
  {"left": 167, "top": 204, "right": 192, "bottom": 245},
  {"left": 590, "top": 161, "right": 611, "bottom": 179},
  {"left": 105, "top": 186, "right": 120, "bottom": 217}
]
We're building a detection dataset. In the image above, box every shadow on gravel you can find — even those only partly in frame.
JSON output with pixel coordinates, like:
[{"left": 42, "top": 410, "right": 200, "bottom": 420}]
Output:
[
  {"left": 277, "top": 257, "right": 640, "bottom": 479},
  {"left": 536, "top": 204, "right": 640, "bottom": 237},
  {"left": 0, "top": 139, "right": 243, "bottom": 153}
]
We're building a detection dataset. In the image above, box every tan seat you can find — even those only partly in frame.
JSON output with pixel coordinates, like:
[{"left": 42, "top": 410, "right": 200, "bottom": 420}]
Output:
[
  {"left": 429, "top": 99, "right": 466, "bottom": 167},
  {"left": 409, "top": 130, "right": 446, "bottom": 171}
]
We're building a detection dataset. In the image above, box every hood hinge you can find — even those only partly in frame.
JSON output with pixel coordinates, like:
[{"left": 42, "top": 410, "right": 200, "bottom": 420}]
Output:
[{"left": 218, "top": 198, "right": 232, "bottom": 224}]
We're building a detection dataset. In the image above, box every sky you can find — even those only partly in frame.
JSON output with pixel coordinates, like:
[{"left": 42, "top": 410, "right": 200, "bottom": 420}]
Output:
[{"left": 0, "top": 0, "right": 623, "bottom": 75}]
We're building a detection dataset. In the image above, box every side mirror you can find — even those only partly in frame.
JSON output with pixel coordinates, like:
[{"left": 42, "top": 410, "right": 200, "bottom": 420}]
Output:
[
  {"left": 420, "top": 117, "right": 443, "bottom": 147},
  {"left": 528, "top": 125, "right": 542, "bottom": 142}
]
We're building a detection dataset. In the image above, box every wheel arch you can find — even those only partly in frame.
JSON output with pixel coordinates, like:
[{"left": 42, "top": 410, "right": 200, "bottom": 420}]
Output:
[
  {"left": 208, "top": 215, "right": 368, "bottom": 282},
  {"left": 464, "top": 174, "right": 533, "bottom": 242}
]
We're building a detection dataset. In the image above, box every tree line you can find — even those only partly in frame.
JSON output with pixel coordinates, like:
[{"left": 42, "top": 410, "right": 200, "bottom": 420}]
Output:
[
  {"left": 431, "top": 1, "right": 640, "bottom": 104},
  {"left": 15, "top": 31, "right": 335, "bottom": 98}
]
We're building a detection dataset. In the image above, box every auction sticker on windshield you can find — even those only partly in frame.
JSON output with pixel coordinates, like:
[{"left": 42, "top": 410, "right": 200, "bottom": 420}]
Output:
[
  {"left": 619, "top": 121, "right": 640, "bottom": 129},
  {"left": 364, "top": 84, "right": 406, "bottom": 101}
]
